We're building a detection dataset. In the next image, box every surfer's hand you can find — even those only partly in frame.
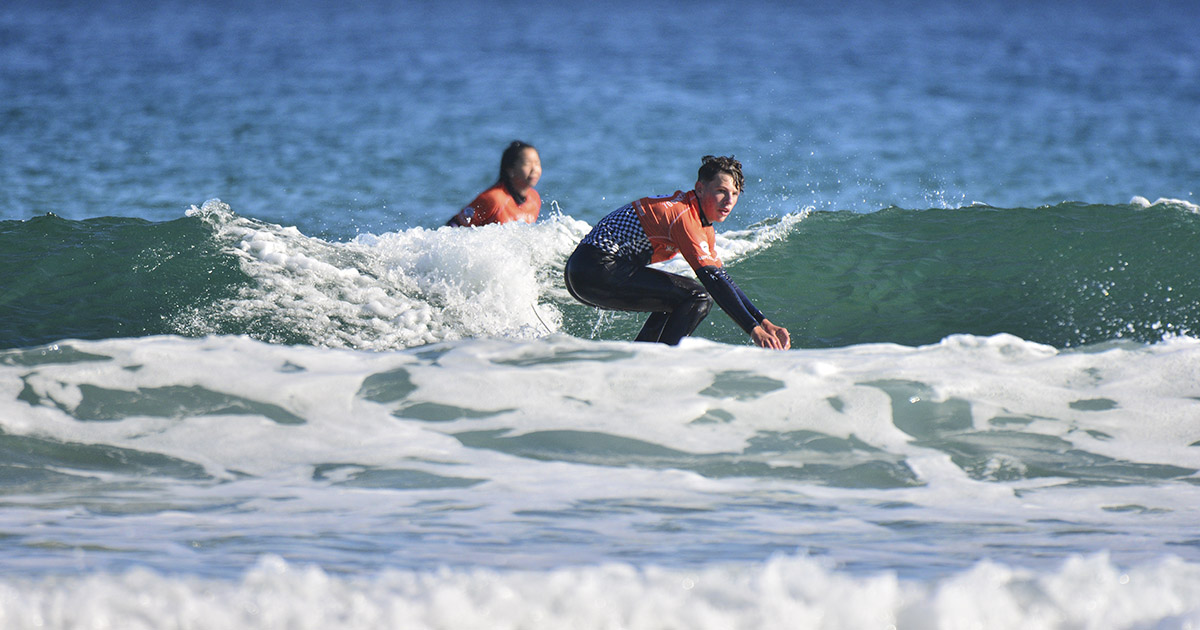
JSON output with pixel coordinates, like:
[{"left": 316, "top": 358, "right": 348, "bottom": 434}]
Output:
[{"left": 752, "top": 319, "right": 791, "bottom": 350}]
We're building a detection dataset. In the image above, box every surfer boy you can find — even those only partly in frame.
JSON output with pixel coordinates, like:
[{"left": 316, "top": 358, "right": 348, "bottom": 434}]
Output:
[
  {"left": 446, "top": 141, "right": 543, "bottom": 227},
  {"left": 564, "top": 155, "right": 790, "bottom": 349}
]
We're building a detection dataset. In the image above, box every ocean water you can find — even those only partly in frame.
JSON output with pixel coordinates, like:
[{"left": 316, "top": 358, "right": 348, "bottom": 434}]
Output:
[{"left": 3, "top": 0, "right": 1200, "bottom": 628}]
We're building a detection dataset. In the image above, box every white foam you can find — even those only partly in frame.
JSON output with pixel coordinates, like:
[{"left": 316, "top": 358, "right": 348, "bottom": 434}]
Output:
[
  {"left": 7, "top": 333, "right": 1200, "bottom": 523},
  {"left": 2, "top": 553, "right": 1198, "bottom": 630},
  {"left": 9, "top": 332, "right": 1200, "bottom": 488},
  {"left": 6, "top": 326, "right": 1200, "bottom": 599},
  {"left": 354, "top": 211, "right": 588, "bottom": 340},
  {"left": 1129, "top": 195, "right": 1200, "bottom": 212},
  {"left": 185, "top": 200, "right": 594, "bottom": 349},
  {"left": 184, "top": 200, "right": 810, "bottom": 349}
]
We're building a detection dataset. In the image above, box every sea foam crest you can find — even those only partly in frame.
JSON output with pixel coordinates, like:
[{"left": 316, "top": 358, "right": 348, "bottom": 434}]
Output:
[
  {"left": 353, "top": 209, "right": 590, "bottom": 339},
  {"left": 1130, "top": 195, "right": 1200, "bottom": 212},
  {"left": 186, "top": 200, "right": 591, "bottom": 350},
  {"left": 185, "top": 200, "right": 805, "bottom": 348},
  {"left": 2, "top": 553, "right": 1199, "bottom": 630},
  {"left": 188, "top": 199, "right": 446, "bottom": 348}
]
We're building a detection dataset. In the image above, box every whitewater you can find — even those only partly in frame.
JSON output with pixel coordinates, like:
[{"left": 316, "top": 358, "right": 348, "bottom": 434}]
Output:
[{"left": 3, "top": 328, "right": 1200, "bottom": 628}]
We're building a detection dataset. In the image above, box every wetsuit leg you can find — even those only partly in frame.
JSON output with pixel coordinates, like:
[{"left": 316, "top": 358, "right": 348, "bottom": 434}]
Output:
[
  {"left": 634, "top": 312, "right": 670, "bottom": 343},
  {"left": 565, "top": 244, "right": 713, "bottom": 345}
]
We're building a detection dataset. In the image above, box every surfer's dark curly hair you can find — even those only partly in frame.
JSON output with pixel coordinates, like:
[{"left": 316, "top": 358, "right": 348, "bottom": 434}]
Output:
[{"left": 698, "top": 155, "right": 744, "bottom": 192}]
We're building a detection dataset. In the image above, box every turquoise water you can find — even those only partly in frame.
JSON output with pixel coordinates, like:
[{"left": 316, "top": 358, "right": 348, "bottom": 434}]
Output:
[
  {"left": 3, "top": 1, "right": 1200, "bottom": 627},
  {"left": 4, "top": 201, "right": 1200, "bottom": 351}
]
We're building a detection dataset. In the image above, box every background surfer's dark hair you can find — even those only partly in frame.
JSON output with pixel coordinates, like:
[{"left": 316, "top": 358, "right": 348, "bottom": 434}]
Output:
[
  {"left": 498, "top": 140, "right": 536, "bottom": 187},
  {"left": 698, "top": 155, "right": 744, "bottom": 192}
]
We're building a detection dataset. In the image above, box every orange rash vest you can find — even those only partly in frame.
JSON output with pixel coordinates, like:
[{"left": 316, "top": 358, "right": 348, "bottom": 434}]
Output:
[
  {"left": 455, "top": 183, "right": 542, "bottom": 227},
  {"left": 633, "top": 190, "right": 722, "bottom": 270}
]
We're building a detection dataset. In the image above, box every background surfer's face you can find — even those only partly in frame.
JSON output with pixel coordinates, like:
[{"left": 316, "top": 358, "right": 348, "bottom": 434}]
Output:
[
  {"left": 508, "top": 148, "right": 542, "bottom": 192},
  {"left": 696, "top": 173, "right": 739, "bottom": 223}
]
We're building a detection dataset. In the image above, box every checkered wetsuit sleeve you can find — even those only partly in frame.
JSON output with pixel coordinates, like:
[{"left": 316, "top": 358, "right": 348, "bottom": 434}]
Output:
[{"left": 579, "top": 203, "right": 653, "bottom": 264}]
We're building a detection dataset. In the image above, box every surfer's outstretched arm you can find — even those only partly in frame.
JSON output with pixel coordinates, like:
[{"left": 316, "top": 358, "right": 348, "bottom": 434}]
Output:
[{"left": 695, "top": 265, "right": 790, "bottom": 350}]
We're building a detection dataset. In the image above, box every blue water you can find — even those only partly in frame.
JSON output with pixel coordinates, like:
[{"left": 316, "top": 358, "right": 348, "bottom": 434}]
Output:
[
  {"left": 3, "top": 1, "right": 1200, "bottom": 627},
  {"left": 4, "top": 0, "right": 1196, "bottom": 235}
]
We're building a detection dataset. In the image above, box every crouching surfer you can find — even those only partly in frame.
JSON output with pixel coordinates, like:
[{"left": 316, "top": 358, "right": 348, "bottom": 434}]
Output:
[{"left": 564, "top": 155, "right": 790, "bottom": 349}]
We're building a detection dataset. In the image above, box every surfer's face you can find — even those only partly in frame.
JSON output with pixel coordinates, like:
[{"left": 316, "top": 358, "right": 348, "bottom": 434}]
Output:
[
  {"left": 507, "top": 148, "right": 542, "bottom": 193},
  {"left": 696, "top": 173, "right": 739, "bottom": 223}
]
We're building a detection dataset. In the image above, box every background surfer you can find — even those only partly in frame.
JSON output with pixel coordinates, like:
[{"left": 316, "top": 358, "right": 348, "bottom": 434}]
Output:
[
  {"left": 446, "top": 140, "right": 543, "bottom": 227},
  {"left": 564, "top": 155, "right": 790, "bottom": 349}
]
